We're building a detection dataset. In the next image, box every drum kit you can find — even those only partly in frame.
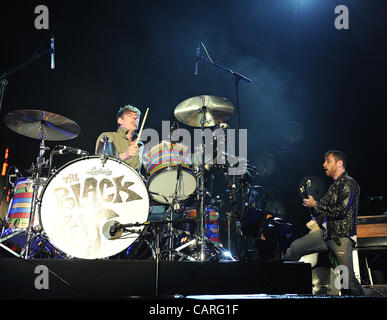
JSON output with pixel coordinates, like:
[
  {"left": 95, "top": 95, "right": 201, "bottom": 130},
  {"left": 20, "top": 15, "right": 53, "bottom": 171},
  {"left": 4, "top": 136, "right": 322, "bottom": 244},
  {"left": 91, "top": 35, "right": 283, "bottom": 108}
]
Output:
[{"left": 0, "top": 95, "right": 291, "bottom": 262}]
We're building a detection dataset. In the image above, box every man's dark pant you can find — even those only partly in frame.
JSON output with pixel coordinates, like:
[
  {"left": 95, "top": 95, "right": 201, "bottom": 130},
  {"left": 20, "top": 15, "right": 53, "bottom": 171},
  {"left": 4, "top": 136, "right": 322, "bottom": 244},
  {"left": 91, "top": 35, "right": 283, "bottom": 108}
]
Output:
[{"left": 284, "top": 229, "right": 365, "bottom": 296}]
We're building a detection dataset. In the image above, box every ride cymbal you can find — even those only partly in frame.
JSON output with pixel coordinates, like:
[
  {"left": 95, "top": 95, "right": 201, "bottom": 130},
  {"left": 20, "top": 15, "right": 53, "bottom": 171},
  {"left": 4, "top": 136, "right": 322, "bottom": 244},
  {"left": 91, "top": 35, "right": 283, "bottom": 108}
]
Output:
[
  {"left": 4, "top": 109, "right": 81, "bottom": 141},
  {"left": 174, "top": 95, "right": 234, "bottom": 128}
]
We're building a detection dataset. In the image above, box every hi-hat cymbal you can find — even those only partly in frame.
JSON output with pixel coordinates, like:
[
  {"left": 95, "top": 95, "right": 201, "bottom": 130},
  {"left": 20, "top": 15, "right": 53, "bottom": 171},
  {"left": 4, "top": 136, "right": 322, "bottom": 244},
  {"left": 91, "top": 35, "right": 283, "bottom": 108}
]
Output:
[
  {"left": 174, "top": 95, "right": 234, "bottom": 128},
  {"left": 3, "top": 109, "right": 81, "bottom": 141}
]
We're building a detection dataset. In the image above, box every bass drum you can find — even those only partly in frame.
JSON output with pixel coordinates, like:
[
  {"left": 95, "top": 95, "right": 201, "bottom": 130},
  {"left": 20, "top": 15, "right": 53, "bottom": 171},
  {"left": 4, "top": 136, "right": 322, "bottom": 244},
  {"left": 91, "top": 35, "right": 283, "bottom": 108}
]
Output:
[{"left": 38, "top": 156, "right": 149, "bottom": 259}]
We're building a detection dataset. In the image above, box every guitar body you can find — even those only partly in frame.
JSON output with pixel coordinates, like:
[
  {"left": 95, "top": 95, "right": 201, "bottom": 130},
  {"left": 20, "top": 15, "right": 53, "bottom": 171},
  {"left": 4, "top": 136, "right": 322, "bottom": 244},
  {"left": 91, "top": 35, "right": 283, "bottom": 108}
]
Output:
[
  {"left": 299, "top": 177, "right": 322, "bottom": 232},
  {"left": 306, "top": 219, "right": 320, "bottom": 232}
]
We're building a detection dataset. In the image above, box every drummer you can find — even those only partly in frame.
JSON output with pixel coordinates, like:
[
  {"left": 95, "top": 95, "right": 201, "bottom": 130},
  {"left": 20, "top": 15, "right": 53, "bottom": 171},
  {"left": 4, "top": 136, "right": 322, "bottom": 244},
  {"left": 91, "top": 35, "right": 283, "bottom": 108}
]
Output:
[{"left": 95, "top": 105, "right": 143, "bottom": 170}]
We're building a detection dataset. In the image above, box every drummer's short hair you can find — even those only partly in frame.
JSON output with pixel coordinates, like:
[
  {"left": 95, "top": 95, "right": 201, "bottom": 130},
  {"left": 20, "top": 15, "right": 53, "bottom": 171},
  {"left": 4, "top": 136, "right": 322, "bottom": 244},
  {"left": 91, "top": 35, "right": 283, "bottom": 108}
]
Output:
[{"left": 116, "top": 105, "right": 141, "bottom": 122}]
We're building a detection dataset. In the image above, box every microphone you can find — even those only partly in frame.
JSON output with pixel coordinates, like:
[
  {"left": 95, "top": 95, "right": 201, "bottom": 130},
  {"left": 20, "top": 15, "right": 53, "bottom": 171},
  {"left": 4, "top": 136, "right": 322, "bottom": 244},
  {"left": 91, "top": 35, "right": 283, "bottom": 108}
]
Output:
[
  {"left": 169, "top": 121, "right": 179, "bottom": 143},
  {"left": 109, "top": 222, "right": 123, "bottom": 239},
  {"left": 367, "top": 196, "right": 383, "bottom": 201},
  {"left": 194, "top": 45, "right": 200, "bottom": 75},
  {"left": 50, "top": 35, "right": 55, "bottom": 70},
  {"left": 170, "top": 121, "right": 178, "bottom": 132},
  {"left": 53, "top": 145, "right": 89, "bottom": 156}
]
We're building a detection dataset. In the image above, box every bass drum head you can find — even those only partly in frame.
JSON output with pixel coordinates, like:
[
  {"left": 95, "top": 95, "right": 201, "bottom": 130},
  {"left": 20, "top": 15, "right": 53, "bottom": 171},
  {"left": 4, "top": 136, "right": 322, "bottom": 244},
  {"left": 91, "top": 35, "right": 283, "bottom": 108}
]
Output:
[{"left": 39, "top": 156, "right": 149, "bottom": 259}]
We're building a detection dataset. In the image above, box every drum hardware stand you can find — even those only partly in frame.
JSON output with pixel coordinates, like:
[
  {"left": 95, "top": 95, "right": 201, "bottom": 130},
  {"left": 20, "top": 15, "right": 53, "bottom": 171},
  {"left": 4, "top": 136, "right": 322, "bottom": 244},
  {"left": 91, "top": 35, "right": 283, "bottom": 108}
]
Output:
[
  {"left": 0, "top": 170, "right": 23, "bottom": 257},
  {"left": 0, "top": 137, "right": 48, "bottom": 259},
  {"left": 225, "top": 211, "right": 233, "bottom": 252},
  {"left": 164, "top": 128, "right": 182, "bottom": 261},
  {"left": 190, "top": 107, "right": 237, "bottom": 262},
  {"left": 0, "top": 229, "right": 25, "bottom": 257},
  {"left": 196, "top": 106, "right": 208, "bottom": 261},
  {"left": 166, "top": 164, "right": 184, "bottom": 261},
  {"left": 149, "top": 191, "right": 170, "bottom": 204},
  {"left": 195, "top": 43, "right": 252, "bottom": 259},
  {"left": 21, "top": 125, "right": 49, "bottom": 259},
  {"left": 219, "top": 162, "right": 238, "bottom": 257},
  {"left": 173, "top": 231, "right": 236, "bottom": 262}
]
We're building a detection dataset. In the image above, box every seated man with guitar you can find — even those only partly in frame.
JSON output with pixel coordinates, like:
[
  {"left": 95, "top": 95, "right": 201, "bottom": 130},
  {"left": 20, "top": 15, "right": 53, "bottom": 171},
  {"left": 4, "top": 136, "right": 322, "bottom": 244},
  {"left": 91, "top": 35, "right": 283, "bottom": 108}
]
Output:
[{"left": 283, "top": 150, "right": 364, "bottom": 296}]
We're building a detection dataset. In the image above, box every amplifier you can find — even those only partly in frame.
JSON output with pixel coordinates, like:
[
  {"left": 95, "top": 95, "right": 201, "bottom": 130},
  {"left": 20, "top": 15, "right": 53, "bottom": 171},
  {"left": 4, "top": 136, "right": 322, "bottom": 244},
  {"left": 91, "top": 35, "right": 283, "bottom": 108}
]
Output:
[{"left": 357, "top": 215, "right": 387, "bottom": 248}]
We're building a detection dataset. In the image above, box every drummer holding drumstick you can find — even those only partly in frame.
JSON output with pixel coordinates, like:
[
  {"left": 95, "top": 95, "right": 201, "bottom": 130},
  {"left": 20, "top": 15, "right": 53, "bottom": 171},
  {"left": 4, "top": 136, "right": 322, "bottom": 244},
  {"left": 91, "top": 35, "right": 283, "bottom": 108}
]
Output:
[{"left": 95, "top": 105, "right": 144, "bottom": 170}]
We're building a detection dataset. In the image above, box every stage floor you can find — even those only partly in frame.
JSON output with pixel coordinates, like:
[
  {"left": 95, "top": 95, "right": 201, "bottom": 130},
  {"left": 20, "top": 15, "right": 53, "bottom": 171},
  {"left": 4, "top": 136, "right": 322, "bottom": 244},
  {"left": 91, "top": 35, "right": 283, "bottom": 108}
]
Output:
[{"left": 0, "top": 257, "right": 386, "bottom": 302}]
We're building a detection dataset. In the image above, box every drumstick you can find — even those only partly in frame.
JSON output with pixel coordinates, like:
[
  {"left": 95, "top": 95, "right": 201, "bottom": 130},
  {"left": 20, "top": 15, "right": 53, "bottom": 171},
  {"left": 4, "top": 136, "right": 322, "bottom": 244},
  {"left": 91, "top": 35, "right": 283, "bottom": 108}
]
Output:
[{"left": 135, "top": 107, "right": 149, "bottom": 144}]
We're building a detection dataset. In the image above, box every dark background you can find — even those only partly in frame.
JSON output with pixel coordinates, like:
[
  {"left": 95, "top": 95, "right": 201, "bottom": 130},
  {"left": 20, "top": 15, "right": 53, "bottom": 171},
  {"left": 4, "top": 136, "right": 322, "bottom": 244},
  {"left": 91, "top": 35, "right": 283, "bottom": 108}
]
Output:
[{"left": 0, "top": 0, "right": 386, "bottom": 239}]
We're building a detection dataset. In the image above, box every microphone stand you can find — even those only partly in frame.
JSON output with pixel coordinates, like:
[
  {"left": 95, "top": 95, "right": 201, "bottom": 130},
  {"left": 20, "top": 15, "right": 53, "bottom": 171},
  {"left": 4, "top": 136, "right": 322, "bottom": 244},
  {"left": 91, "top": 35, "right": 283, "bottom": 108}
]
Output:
[
  {"left": 195, "top": 53, "right": 252, "bottom": 134},
  {"left": 0, "top": 46, "right": 52, "bottom": 113},
  {"left": 112, "top": 218, "right": 194, "bottom": 297},
  {"left": 110, "top": 220, "right": 163, "bottom": 296},
  {"left": 195, "top": 46, "right": 252, "bottom": 258}
]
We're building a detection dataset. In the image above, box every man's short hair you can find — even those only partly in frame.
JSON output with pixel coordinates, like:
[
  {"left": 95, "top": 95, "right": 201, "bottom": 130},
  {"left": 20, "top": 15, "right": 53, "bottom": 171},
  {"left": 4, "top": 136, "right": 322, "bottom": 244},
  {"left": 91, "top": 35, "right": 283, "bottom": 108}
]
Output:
[
  {"left": 116, "top": 105, "right": 141, "bottom": 122},
  {"left": 325, "top": 150, "right": 347, "bottom": 168}
]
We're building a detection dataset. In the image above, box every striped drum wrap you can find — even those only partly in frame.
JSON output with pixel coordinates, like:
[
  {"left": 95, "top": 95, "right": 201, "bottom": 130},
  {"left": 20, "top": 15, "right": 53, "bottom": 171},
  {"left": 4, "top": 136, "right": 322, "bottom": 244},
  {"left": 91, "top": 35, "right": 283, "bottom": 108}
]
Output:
[
  {"left": 7, "top": 178, "right": 34, "bottom": 229},
  {"left": 144, "top": 141, "right": 191, "bottom": 177}
]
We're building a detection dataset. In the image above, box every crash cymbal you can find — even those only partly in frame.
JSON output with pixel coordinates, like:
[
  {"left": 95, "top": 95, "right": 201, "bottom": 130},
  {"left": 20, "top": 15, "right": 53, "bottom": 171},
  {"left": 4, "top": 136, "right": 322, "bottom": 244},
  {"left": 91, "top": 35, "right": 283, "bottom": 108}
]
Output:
[
  {"left": 3, "top": 109, "right": 81, "bottom": 141},
  {"left": 174, "top": 95, "right": 234, "bottom": 128}
]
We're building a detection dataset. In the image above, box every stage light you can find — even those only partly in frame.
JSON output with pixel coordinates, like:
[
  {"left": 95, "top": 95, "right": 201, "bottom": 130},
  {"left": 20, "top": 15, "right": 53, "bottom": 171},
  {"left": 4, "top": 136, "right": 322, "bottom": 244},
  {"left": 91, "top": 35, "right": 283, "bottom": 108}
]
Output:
[
  {"left": 1, "top": 163, "right": 8, "bottom": 176},
  {"left": 222, "top": 250, "right": 236, "bottom": 261},
  {"left": 1, "top": 147, "right": 9, "bottom": 176},
  {"left": 286, "top": 0, "right": 318, "bottom": 15}
]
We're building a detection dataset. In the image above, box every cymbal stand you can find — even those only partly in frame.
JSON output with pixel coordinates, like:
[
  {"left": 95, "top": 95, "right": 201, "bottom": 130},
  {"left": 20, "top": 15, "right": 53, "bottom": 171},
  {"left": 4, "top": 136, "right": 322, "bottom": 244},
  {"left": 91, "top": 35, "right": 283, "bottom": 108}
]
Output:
[
  {"left": 226, "top": 211, "right": 232, "bottom": 252},
  {"left": 220, "top": 163, "right": 241, "bottom": 257},
  {"left": 195, "top": 43, "right": 252, "bottom": 258},
  {"left": 167, "top": 164, "right": 183, "bottom": 261},
  {"left": 21, "top": 123, "right": 48, "bottom": 259},
  {"left": 197, "top": 106, "right": 207, "bottom": 261}
]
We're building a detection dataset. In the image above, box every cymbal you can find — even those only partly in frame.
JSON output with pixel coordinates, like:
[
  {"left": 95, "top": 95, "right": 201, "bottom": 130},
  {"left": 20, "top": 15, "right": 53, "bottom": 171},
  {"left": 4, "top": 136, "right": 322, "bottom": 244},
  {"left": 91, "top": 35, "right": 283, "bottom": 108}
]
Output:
[
  {"left": 174, "top": 95, "right": 234, "bottom": 127},
  {"left": 3, "top": 109, "right": 81, "bottom": 141}
]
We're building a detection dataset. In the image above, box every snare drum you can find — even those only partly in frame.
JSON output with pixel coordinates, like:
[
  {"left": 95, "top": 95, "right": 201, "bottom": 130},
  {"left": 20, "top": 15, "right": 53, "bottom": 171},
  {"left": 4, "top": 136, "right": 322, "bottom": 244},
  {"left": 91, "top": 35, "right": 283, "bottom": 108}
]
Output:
[
  {"left": 143, "top": 141, "right": 196, "bottom": 204},
  {"left": 38, "top": 156, "right": 149, "bottom": 259}
]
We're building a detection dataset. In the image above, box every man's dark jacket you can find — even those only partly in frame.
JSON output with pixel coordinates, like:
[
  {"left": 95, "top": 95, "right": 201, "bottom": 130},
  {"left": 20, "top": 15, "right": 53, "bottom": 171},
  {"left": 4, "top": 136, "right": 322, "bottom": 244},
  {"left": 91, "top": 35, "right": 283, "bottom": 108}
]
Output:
[{"left": 314, "top": 172, "right": 360, "bottom": 240}]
